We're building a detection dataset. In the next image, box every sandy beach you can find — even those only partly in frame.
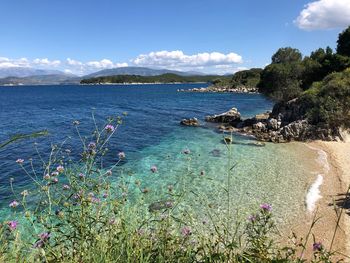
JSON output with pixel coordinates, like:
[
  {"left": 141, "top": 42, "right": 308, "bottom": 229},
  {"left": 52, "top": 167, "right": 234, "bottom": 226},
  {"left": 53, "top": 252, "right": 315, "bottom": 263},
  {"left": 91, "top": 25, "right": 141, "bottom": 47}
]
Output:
[{"left": 287, "top": 140, "right": 350, "bottom": 261}]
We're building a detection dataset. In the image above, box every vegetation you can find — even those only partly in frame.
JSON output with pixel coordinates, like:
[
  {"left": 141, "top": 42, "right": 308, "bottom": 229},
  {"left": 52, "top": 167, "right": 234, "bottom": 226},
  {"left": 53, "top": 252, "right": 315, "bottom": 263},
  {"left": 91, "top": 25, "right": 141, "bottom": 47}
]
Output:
[
  {"left": 0, "top": 116, "right": 343, "bottom": 262},
  {"left": 80, "top": 73, "right": 231, "bottom": 85}
]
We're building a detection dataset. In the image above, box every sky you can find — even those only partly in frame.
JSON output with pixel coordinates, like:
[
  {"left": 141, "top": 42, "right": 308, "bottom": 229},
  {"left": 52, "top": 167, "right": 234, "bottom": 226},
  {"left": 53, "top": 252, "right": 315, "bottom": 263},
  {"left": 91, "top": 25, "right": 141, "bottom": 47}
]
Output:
[{"left": 0, "top": 0, "right": 350, "bottom": 75}]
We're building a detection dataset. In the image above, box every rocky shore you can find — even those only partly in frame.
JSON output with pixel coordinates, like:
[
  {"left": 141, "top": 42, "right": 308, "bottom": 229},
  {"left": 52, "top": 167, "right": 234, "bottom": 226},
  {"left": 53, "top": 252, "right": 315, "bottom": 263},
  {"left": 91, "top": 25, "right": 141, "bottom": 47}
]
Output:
[
  {"left": 182, "top": 98, "right": 348, "bottom": 143},
  {"left": 177, "top": 85, "right": 258, "bottom": 93}
]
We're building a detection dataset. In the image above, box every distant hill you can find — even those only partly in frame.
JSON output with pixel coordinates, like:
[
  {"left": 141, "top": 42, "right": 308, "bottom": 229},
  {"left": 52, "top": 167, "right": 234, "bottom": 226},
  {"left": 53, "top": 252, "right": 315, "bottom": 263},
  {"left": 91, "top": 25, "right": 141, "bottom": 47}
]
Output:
[
  {"left": 83, "top": 67, "right": 206, "bottom": 78},
  {"left": 81, "top": 73, "right": 227, "bottom": 85},
  {"left": 0, "top": 67, "right": 72, "bottom": 78},
  {"left": 0, "top": 74, "right": 80, "bottom": 86}
]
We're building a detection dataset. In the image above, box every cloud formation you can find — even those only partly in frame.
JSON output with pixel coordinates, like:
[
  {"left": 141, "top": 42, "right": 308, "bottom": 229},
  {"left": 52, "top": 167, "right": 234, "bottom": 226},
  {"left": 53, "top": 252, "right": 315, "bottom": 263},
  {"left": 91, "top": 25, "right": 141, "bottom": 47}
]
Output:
[
  {"left": 295, "top": 0, "right": 350, "bottom": 30},
  {"left": 0, "top": 50, "right": 244, "bottom": 75},
  {"left": 133, "top": 50, "right": 243, "bottom": 68}
]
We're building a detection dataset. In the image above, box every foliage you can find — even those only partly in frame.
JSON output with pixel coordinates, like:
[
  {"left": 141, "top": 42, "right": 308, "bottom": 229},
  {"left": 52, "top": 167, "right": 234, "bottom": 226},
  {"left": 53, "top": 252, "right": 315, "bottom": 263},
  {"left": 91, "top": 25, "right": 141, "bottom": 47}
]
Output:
[
  {"left": 230, "top": 68, "right": 262, "bottom": 89},
  {"left": 301, "top": 69, "right": 350, "bottom": 129},
  {"left": 80, "top": 73, "right": 227, "bottom": 84},
  {"left": 337, "top": 26, "right": 350, "bottom": 57},
  {"left": 271, "top": 47, "right": 302, "bottom": 64}
]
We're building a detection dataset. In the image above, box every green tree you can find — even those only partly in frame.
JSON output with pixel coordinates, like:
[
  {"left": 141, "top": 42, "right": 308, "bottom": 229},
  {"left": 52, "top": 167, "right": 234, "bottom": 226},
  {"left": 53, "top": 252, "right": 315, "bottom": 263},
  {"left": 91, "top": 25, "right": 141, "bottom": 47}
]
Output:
[
  {"left": 271, "top": 47, "right": 302, "bottom": 64},
  {"left": 337, "top": 26, "right": 350, "bottom": 57}
]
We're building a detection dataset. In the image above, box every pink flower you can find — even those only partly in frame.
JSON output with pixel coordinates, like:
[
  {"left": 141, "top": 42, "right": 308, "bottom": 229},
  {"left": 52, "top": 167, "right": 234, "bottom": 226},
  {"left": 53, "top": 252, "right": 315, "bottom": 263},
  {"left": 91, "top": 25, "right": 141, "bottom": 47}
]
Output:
[
  {"left": 52, "top": 177, "right": 59, "bottom": 184},
  {"left": 51, "top": 171, "right": 59, "bottom": 176},
  {"left": 150, "top": 165, "right": 158, "bottom": 173},
  {"left": 260, "top": 203, "right": 272, "bottom": 212},
  {"left": 9, "top": 200, "right": 19, "bottom": 208},
  {"left": 78, "top": 173, "right": 85, "bottom": 179},
  {"left": 7, "top": 221, "right": 18, "bottom": 231},
  {"left": 105, "top": 124, "right": 115, "bottom": 133},
  {"left": 56, "top": 165, "right": 64, "bottom": 173},
  {"left": 118, "top": 152, "right": 126, "bottom": 159},
  {"left": 181, "top": 226, "right": 192, "bottom": 237},
  {"left": 16, "top": 159, "right": 24, "bottom": 164},
  {"left": 103, "top": 192, "right": 108, "bottom": 198},
  {"left": 313, "top": 242, "right": 323, "bottom": 251},
  {"left": 248, "top": 215, "right": 257, "bottom": 222},
  {"left": 63, "top": 184, "right": 70, "bottom": 190}
]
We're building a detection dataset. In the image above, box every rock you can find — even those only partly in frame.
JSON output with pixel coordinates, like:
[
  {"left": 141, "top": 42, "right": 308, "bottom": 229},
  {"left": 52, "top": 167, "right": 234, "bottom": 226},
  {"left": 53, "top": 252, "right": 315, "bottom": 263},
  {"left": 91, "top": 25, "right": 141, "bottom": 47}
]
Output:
[
  {"left": 180, "top": 118, "right": 200, "bottom": 126},
  {"left": 218, "top": 125, "right": 237, "bottom": 132},
  {"left": 252, "top": 122, "right": 266, "bottom": 132},
  {"left": 205, "top": 108, "right": 241, "bottom": 124},
  {"left": 267, "top": 118, "right": 279, "bottom": 130},
  {"left": 210, "top": 149, "right": 221, "bottom": 157}
]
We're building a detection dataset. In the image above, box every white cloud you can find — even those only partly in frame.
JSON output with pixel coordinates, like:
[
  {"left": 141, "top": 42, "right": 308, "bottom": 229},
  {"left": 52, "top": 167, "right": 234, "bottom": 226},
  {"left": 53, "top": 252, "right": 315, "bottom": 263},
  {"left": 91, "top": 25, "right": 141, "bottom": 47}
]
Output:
[
  {"left": 66, "top": 58, "right": 83, "bottom": 66},
  {"left": 33, "top": 58, "right": 61, "bottom": 67},
  {"left": 295, "top": 0, "right": 350, "bottom": 30},
  {"left": 0, "top": 57, "right": 30, "bottom": 68},
  {"left": 132, "top": 50, "right": 243, "bottom": 68}
]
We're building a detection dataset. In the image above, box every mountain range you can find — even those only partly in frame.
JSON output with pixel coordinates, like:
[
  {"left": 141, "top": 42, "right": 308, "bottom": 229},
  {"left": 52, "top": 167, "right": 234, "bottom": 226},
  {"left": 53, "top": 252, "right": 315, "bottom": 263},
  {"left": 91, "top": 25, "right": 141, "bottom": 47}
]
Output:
[{"left": 0, "top": 67, "right": 209, "bottom": 85}]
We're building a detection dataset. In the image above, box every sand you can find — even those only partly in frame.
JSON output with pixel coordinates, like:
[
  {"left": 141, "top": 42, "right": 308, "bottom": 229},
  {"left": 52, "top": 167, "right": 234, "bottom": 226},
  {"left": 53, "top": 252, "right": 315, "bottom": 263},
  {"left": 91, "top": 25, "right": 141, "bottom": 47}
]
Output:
[{"left": 285, "top": 140, "right": 350, "bottom": 261}]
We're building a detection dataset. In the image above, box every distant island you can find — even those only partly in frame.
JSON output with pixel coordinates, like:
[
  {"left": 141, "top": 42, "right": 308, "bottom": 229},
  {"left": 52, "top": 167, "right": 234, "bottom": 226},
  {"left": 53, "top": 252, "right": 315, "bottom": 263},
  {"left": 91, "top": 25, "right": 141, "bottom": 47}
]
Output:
[{"left": 80, "top": 73, "right": 231, "bottom": 85}]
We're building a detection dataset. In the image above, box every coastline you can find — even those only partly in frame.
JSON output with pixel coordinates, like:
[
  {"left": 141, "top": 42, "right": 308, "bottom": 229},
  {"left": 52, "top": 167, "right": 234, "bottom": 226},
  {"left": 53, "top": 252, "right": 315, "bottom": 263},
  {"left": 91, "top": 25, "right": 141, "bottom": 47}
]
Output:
[{"left": 286, "top": 140, "right": 350, "bottom": 260}]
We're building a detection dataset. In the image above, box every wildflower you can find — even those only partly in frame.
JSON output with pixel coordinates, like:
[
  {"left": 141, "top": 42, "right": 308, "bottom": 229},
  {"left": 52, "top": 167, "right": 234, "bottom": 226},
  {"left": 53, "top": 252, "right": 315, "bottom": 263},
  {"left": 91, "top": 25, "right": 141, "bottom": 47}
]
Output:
[
  {"left": 118, "top": 151, "right": 126, "bottom": 159},
  {"left": 150, "top": 165, "right": 158, "bottom": 173},
  {"left": 9, "top": 200, "right": 19, "bottom": 208},
  {"left": 168, "top": 185, "right": 173, "bottom": 192},
  {"left": 63, "top": 184, "right": 70, "bottom": 190},
  {"left": 56, "top": 165, "right": 64, "bottom": 173},
  {"left": 121, "top": 192, "right": 127, "bottom": 198},
  {"left": 7, "top": 221, "right": 18, "bottom": 231},
  {"left": 16, "top": 159, "right": 24, "bottom": 164},
  {"left": 109, "top": 218, "right": 116, "bottom": 225},
  {"left": 91, "top": 197, "right": 100, "bottom": 203},
  {"left": 88, "top": 142, "right": 96, "bottom": 149},
  {"left": 103, "top": 192, "right": 108, "bottom": 198},
  {"left": 73, "top": 120, "right": 80, "bottom": 125},
  {"left": 52, "top": 177, "right": 59, "bottom": 184},
  {"left": 34, "top": 232, "right": 51, "bottom": 248},
  {"left": 165, "top": 201, "right": 173, "bottom": 208},
  {"left": 51, "top": 171, "right": 59, "bottom": 176},
  {"left": 39, "top": 232, "right": 50, "bottom": 241},
  {"left": 260, "top": 203, "right": 272, "bottom": 212},
  {"left": 248, "top": 215, "right": 257, "bottom": 222},
  {"left": 43, "top": 174, "right": 50, "bottom": 180},
  {"left": 142, "top": 188, "right": 149, "bottom": 194},
  {"left": 105, "top": 124, "right": 115, "bottom": 133},
  {"left": 182, "top": 148, "right": 191, "bottom": 154},
  {"left": 313, "top": 242, "right": 323, "bottom": 251},
  {"left": 78, "top": 173, "right": 85, "bottom": 179},
  {"left": 106, "top": 170, "right": 112, "bottom": 176},
  {"left": 21, "top": 190, "right": 29, "bottom": 197},
  {"left": 181, "top": 226, "right": 192, "bottom": 237}
]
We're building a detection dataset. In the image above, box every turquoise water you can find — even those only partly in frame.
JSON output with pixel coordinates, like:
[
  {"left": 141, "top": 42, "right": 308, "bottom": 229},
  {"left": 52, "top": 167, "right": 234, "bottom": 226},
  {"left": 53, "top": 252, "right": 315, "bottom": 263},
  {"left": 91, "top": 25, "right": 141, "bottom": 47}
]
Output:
[{"left": 0, "top": 84, "right": 318, "bottom": 227}]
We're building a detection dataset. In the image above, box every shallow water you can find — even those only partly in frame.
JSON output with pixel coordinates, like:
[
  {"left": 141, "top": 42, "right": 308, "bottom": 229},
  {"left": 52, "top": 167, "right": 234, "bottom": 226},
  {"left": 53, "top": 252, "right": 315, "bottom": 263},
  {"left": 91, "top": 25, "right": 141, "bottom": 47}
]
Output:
[{"left": 0, "top": 84, "right": 319, "bottom": 225}]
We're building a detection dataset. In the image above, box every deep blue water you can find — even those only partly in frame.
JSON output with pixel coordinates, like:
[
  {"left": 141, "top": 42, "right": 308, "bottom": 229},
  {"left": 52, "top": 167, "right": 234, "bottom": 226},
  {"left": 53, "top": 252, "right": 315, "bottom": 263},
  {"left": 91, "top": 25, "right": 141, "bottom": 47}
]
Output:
[{"left": 0, "top": 84, "right": 273, "bottom": 203}]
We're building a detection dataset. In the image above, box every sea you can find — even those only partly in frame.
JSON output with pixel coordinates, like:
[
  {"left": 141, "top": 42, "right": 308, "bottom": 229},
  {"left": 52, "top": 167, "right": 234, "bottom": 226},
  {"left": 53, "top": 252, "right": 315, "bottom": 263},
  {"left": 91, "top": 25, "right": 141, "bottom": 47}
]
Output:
[{"left": 0, "top": 83, "right": 325, "bottom": 226}]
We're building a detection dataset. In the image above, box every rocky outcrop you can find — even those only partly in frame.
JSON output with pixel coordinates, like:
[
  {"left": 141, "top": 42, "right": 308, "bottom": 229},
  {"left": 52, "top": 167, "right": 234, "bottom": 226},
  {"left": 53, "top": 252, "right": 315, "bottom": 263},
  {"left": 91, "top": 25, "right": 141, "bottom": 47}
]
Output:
[
  {"left": 178, "top": 85, "right": 258, "bottom": 93},
  {"left": 180, "top": 118, "right": 200, "bottom": 126},
  {"left": 205, "top": 108, "right": 241, "bottom": 124}
]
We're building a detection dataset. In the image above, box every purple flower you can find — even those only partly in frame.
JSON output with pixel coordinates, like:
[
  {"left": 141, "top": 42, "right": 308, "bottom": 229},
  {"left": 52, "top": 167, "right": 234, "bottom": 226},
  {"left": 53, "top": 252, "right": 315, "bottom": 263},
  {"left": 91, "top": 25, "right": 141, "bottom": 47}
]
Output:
[
  {"left": 51, "top": 171, "right": 59, "bottom": 176},
  {"left": 105, "top": 124, "right": 115, "bottom": 133},
  {"left": 43, "top": 174, "right": 50, "bottom": 180},
  {"left": 52, "top": 177, "right": 59, "bottom": 184},
  {"left": 313, "top": 242, "right": 323, "bottom": 251},
  {"left": 91, "top": 197, "right": 100, "bottom": 203},
  {"left": 118, "top": 151, "right": 126, "bottom": 159},
  {"left": 248, "top": 215, "right": 257, "bottom": 222},
  {"left": 39, "top": 232, "right": 51, "bottom": 241},
  {"left": 103, "top": 192, "right": 108, "bottom": 198},
  {"left": 63, "top": 184, "right": 70, "bottom": 190},
  {"left": 56, "top": 165, "right": 64, "bottom": 173},
  {"left": 34, "top": 232, "right": 51, "bottom": 248},
  {"left": 88, "top": 142, "right": 96, "bottom": 149},
  {"left": 260, "top": 203, "right": 272, "bottom": 212},
  {"left": 16, "top": 159, "right": 24, "bottom": 164},
  {"left": 78, "top": 173, "right": 85, "bottom": 179},
  {"left": 181, "top": 226, "right": 192, "bottom": 237},
  {"left": 9, "top": 200, "right": 19, "bottom": 208},
  {"left": 165, "top": 201, "right": 173, "bottom": 208},
  {"left": 182, "top": 149, "right": 191, "bottom": 154},
  {"left": 150, "top": 165, "right": 158, "bottom": 173},
  {"left": 106, "top": 170, "right": 112, "bottom": 176},
  {"left": 7, "top": 221, "right": 18, "bottom": 231}
]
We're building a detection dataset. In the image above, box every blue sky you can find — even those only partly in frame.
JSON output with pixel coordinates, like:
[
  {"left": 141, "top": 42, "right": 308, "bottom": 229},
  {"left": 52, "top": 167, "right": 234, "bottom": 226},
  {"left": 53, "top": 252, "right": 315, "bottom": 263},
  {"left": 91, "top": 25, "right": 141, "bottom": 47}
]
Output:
[{"left": 0, "top": 0, "right": 349, "bottom": 75}]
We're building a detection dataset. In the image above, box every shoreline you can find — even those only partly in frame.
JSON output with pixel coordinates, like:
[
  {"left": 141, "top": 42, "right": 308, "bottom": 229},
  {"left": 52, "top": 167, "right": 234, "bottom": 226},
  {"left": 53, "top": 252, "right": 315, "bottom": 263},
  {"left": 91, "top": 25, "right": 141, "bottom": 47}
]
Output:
[{"left": 286, "top": 140, "right": 350, "bottom": 260}]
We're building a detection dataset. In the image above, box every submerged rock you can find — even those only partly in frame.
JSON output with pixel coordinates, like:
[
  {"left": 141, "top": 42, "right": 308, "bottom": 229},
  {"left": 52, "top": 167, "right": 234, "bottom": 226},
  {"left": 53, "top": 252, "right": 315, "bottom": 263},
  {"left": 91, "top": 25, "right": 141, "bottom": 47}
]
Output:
[
  {"left": 223, "top": 136, "right": 233, "bottom": 144},
  {"left": 148, "top": 200, "right": 174, "bottom": 212},
  {"left": 210, "top": 149, "right": 221, "bottom": 157}
]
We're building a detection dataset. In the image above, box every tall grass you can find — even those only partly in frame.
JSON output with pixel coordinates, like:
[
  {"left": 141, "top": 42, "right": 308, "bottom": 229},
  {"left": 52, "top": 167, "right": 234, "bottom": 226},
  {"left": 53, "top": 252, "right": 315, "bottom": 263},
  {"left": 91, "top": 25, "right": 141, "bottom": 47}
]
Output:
[{"left": 0, "top": 114, "right": 345, "bottom": 262}]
